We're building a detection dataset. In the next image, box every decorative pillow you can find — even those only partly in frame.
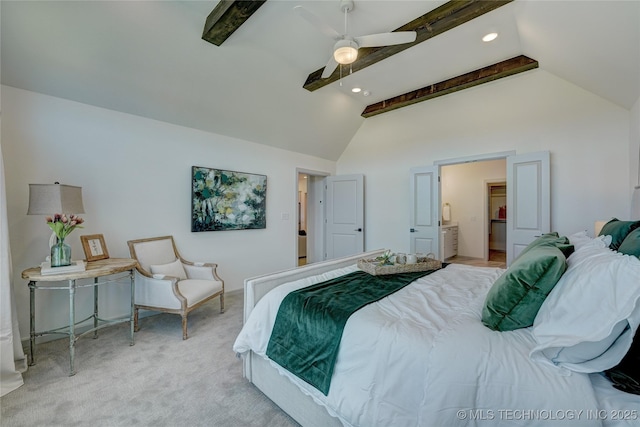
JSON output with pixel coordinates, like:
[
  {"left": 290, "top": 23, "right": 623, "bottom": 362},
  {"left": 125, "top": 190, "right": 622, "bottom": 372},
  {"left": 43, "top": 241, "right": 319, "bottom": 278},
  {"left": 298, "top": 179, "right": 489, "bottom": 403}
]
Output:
[
  {"left": 150, "top": 258, "right": 187, "bottom": 280},
  {"left": 183, "top": 263, "right": 214, "bottom": 280},
  {"left": 605, "top": 328, "right": 640, "bottom": 395},
  {"left": 482, "top": 244, "right": 568, "bottom": 331},
  {"left": 517, "top": 232, "right": 575, "bottom": 260},
  {"left": 568, "top": 230, "right": 612, "bottom": 251},
  {"left": 618, "top": 228, "right": 640, "bottom": 257},
  {"left": 598, "top": 218, "right": 640, "bottom": 251},
  {"left": 530, "top": 243, "right": 640, "bottom": 373}
]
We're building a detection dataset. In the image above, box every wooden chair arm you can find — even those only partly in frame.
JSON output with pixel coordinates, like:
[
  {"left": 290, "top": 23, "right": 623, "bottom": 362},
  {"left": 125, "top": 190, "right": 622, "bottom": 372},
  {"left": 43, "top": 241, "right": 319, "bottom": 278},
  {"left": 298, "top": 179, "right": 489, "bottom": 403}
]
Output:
[{"left": 180, "top": 258, "right": 218, "bottom": 268}]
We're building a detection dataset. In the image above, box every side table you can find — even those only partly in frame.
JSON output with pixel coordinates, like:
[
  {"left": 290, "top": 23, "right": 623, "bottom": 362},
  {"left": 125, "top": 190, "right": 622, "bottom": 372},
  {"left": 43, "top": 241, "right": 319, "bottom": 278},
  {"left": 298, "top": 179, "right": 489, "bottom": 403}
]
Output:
[{"left": 22, "top": 258, "right": 137, "bottom": 376}]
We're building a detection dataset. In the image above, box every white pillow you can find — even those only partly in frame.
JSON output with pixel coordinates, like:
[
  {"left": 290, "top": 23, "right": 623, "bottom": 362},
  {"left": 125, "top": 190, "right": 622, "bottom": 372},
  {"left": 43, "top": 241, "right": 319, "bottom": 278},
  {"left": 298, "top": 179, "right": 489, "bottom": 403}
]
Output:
[
  {"left": 530, "top": 242, "right": 640, "bottom": 373},
  {"left": 183, "top": 264, "right": 214, "bottom": 280},
  {"left": 150, "top": 258, "right": 187, "bottom": 280},
  {"left": 568, "top": 230, "right": 611, "bottom": 251}
]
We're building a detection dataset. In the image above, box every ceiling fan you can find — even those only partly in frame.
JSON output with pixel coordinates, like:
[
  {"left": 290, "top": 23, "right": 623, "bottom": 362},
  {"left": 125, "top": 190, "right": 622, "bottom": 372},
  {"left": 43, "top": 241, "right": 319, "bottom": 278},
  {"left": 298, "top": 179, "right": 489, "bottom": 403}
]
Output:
[{"left": 294, "top": 0, "right": 417, "bottom": 79}]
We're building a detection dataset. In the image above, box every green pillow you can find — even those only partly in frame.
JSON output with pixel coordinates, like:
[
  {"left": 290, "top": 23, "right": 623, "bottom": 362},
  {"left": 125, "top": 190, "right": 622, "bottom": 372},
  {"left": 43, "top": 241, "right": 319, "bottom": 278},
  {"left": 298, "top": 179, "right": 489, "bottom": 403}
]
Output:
[
  {"left": 482, "top": 244, "right": 568, "bottom": 331},
  {"left": 618, "top": 228, "right": 640, "bottom": 257},
  {"left": 517, "top": 232, "right": 575, "bottom": 260},
  {"left": 599, "top": 218, "right": 640, "bottom": 251}
]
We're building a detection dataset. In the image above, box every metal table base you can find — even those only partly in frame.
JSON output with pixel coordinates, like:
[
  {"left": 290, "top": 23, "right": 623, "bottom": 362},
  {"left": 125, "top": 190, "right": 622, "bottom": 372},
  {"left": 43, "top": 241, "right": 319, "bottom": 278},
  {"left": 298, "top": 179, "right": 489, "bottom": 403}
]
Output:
[{"left": 23, "top": 259, "right": 137, "bottom": 376}]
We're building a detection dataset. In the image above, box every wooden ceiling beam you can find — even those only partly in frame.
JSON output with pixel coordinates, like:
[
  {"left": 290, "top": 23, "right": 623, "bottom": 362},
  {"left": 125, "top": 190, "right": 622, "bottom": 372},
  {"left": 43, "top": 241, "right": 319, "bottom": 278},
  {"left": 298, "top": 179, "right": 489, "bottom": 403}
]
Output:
[
  {"left": 202, "top": 0, "right": 267, "bottom": 46},
  {"left": 361, "top": 55, "right": 538, "bottom": 118},
  {"left": 303, "top": 0, "right": 514, "bottom": 92}
]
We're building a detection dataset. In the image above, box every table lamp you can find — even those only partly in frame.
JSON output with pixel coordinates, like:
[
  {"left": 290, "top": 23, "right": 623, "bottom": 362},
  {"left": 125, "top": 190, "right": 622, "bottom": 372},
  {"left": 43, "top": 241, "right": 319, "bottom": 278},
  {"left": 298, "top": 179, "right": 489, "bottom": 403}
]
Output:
[
  {"left": 594, "top": 220, "right": 608, "bottom": 237},
  {"left": 27, "top": 183, "right": 85, "bottom": 266}
]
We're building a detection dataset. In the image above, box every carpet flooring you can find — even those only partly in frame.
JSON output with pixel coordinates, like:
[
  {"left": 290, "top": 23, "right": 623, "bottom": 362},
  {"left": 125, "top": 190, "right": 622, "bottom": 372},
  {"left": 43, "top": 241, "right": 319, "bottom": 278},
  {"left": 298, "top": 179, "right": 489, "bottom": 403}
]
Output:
[{"left": 0, "top": 290, "right": 299, "bottom": 427}]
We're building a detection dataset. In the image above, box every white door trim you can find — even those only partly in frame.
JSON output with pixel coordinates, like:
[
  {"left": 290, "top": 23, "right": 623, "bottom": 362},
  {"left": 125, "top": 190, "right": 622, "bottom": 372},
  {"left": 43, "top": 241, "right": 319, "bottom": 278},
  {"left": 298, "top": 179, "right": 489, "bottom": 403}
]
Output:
[
  {"left": 431, "top": 153, "right": 512, "bottom": 261},
  {"left": 434, "top": 150, "right": 516, "bottom": 166},
  {"left": 421, "top": 150, "right": 547, "bottom": 266}
]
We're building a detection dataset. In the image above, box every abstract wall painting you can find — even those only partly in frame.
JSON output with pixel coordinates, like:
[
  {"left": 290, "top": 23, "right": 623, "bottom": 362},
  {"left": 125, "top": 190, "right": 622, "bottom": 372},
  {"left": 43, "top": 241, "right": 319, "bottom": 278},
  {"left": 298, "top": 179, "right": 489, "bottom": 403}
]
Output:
[{"left": 192, "top": 166, "right": 267, "bottom": 231}]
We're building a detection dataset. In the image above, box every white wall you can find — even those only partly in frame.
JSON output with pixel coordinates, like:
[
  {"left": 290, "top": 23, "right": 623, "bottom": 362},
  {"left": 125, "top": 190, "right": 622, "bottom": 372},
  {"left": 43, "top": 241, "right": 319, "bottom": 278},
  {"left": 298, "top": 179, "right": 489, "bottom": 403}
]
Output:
[
  {"left": 441, "top": 159, "right": 506, "bottom": 258},
  {"left": 337, "top": 70, "right": 632, "bottom": 254},
  {"left": 4, "top": 69, "right": 637, "bottom": 340},
  {"left": 2, "top": 85, "right": 335, "bottom": 339},
  {"left": 631, "top": 97, "right": 640, "bottom": 209}
]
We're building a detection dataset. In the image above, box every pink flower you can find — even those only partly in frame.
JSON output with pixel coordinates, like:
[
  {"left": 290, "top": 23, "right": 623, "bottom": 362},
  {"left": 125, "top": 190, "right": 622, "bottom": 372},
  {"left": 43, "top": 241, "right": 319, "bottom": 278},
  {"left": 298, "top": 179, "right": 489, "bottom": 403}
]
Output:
[{"left": 46, "top": 213, "right": 84, "bottom": 240}]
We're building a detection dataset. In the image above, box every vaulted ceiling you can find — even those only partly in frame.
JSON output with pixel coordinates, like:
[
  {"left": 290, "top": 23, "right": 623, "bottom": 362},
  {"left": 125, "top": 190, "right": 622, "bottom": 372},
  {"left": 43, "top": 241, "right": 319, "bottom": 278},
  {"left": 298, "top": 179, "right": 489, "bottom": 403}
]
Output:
[{"left": 1, "top": 1, "right": 638, "bottom": 161}]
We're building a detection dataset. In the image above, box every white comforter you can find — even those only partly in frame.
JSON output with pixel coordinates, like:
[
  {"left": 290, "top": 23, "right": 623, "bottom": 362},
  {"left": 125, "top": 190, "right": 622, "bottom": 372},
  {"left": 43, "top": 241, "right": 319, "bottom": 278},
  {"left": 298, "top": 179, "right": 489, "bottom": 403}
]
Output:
[{"left": 234, "top": 263, "right": 604, "bottom": 427}]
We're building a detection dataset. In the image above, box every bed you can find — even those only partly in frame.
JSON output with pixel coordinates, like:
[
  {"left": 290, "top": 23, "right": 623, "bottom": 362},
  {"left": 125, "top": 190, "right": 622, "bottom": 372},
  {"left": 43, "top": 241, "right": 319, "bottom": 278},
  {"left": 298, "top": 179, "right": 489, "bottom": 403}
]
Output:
[{"left": 234, "top": 224, "right": 640, "bottom": 427}]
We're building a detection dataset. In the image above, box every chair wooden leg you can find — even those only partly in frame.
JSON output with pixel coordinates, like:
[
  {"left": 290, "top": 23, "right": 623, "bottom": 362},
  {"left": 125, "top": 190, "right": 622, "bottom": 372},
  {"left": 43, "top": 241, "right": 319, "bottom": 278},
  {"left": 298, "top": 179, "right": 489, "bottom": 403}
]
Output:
[
  {"left": 134, "top": 307, "right": 140, "bottom": 332},
  {"left": 182, "top": 315, "right": 188, "bottom": 340},
  {"left": 220, "top": 294, "right": 225, "bottom": 313}
]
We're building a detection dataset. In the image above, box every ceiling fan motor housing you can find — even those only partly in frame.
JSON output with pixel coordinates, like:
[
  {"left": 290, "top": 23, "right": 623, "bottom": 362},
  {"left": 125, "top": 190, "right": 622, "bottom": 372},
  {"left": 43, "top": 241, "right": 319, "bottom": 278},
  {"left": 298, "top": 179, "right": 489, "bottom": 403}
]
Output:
[{"left": 340, "top": 0, "right": 355, "bottom": 14}]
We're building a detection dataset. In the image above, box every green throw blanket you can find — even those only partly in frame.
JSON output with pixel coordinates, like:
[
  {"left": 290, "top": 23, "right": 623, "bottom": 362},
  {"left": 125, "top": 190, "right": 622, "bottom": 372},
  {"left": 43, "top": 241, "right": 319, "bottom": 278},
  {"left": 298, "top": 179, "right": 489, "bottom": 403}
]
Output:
[{"left": 266, "top": 268, "right": 441, "bottom": 395}]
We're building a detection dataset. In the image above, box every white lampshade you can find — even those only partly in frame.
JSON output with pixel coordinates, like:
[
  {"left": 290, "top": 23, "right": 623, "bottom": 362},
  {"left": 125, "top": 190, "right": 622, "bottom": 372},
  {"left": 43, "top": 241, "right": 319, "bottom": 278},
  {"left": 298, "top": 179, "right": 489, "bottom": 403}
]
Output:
[
  {"left": 594, "top": 220, "right": 608, "bottom": 237},
  {"left": 333, "top": 39, "right": 358, "bottom": 64},
  {"left": 27, "top": 183, "right": 85, "bottom": 215}
]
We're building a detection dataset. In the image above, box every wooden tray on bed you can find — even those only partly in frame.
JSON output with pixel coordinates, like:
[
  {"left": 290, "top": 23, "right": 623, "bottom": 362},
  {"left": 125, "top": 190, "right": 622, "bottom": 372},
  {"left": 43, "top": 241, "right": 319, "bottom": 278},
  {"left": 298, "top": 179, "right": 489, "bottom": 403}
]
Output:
[{"left": 358, "top": 257, "right": 442, "bottom": 276}]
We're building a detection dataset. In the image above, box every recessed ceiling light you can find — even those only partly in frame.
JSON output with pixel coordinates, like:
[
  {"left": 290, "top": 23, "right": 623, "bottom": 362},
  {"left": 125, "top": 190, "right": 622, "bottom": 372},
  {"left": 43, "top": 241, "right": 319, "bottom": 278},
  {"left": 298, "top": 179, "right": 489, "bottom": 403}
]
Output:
[
  {"left": 482, "top": 32, "right": 498, "bottom": 42},
  {"left": 352, "top": 87, "right": 362, "bottom": 93}
]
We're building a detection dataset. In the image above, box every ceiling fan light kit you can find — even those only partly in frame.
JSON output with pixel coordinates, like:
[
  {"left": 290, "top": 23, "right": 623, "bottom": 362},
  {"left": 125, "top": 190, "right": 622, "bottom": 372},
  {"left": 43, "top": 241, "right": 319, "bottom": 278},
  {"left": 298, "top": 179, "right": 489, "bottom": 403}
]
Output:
[{"left": 334, "top": 39, "right": 358, "bottom": 64}]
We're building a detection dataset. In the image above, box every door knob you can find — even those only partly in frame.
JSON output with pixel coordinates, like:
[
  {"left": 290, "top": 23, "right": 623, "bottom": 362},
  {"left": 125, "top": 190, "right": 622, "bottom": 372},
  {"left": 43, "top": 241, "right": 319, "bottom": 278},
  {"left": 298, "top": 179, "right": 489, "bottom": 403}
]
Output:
[
  {"left": 410, "top": 228, "right": 416, "bottom": 233},
  {"left": 355, "top": 228, "right": 362, "bottom": 232}
]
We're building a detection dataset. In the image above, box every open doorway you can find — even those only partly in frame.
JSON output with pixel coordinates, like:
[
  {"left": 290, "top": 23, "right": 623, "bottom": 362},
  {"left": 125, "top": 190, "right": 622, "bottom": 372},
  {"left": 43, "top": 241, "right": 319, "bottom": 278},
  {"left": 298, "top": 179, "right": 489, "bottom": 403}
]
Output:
[
  {"left": 297, "top": 173, "right": 308, "bottom": 266},
  {"left": 421, "top": 151, "right": 549, "bottom": 267},
  {"left": 296, "top": 170, "right": 364, "bottom": 266},
  {"left": 440, "top": 158, "right": 507, "bottom": 268},
  {"left": 487, "top": 181, "right": 507, "bottom": 264},
  {"left": 296, "top": 169, "right": 329, "bottom": 266}
]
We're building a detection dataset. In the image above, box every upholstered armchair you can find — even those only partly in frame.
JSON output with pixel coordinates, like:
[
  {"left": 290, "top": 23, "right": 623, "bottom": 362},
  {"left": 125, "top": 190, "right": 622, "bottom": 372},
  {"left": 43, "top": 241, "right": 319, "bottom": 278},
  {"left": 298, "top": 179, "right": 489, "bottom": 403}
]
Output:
[{"left": 127, "top": 236, "right": 224, "bottom": 339}]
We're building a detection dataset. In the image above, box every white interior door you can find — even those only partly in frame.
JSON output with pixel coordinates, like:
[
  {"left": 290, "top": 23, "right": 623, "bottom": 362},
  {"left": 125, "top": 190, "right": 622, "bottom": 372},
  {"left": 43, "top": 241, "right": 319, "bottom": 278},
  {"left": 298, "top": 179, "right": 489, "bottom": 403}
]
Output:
[
  {"left": 324, "top": 174, "right": 364, "bottom": 260},
  {"left": 410, "top": 166, "right": 440, "bottom": 258},
  {"left": 506, "top": 151, "right": 550, "bottom": 265}
]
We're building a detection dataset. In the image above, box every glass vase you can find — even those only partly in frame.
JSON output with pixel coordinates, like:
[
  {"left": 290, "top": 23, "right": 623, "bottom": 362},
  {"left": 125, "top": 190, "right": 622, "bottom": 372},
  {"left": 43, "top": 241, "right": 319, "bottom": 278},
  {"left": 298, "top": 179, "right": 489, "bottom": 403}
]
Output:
[{"left": 51, "top": 238, "right": 72, "bottom": 267}]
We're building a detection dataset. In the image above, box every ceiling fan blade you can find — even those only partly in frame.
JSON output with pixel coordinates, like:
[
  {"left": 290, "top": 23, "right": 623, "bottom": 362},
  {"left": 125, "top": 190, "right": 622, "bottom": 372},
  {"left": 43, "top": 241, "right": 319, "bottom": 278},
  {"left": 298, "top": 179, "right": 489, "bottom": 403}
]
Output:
[
  {"left": 354, "top": 31, "right": 417, "bottom": 48},
  {"left": 293, "top": 5, "right": 341, "bottom": 40},
  {"left": 321, "top": 56, "right": 339, "bottom": 79}
]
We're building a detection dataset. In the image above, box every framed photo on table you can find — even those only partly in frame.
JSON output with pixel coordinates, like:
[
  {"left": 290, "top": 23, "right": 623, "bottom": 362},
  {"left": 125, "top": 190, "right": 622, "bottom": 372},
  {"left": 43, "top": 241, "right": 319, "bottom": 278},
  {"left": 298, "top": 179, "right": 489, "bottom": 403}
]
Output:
[{"left": 80, "top": 234, "right": 110, "bottom": 262}]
